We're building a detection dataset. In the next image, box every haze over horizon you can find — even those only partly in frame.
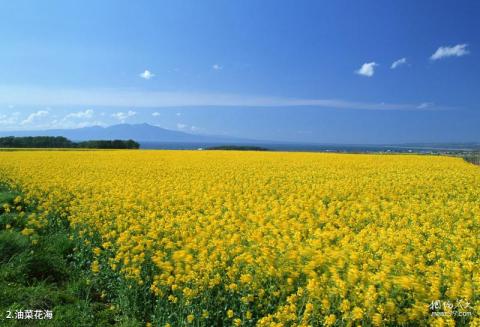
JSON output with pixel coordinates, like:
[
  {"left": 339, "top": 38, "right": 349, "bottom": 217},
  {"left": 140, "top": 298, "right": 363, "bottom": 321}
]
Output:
[{"left": 0, "top": 1, "right": 479, "bottom": 144}]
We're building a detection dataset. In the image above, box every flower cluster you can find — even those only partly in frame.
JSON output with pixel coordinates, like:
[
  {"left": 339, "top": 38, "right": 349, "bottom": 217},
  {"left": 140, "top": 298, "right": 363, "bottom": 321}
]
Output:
[{"left": 0, "top": 150, "right": 478, "bottom": 326}]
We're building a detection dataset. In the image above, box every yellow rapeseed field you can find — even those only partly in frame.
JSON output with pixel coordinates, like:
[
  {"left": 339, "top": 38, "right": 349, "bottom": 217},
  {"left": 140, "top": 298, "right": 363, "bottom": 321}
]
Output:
[{"left": 0, "top": 150, "right": 479, "bottom": 326}]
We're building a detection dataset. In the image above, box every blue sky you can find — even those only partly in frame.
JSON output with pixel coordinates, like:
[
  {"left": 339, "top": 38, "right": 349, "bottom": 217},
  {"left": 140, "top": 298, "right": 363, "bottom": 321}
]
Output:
[{"left": 0, "top": 0, "right": 479, "bottom": 143}]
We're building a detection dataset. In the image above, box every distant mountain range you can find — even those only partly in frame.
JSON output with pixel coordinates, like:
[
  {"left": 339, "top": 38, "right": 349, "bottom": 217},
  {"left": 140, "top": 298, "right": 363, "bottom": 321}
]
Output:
[
  {"left": 0, "top": 123, "right": 252, "bottom": 144},
  {"left": 0, "top": 124, "right": 478, "bottom": 152}
]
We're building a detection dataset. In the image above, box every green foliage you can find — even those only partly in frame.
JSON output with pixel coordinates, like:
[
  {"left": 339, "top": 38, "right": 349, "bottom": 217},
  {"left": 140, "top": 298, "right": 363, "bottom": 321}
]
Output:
[
  {"left": 76, "top": 139, "right": 140, "bottom": 149},
  {"left": 0, "top": 192, "right": 16, "bottom": 206},
  {"left": 0, "top": 136, "right": 74, "bottom": 148},
  {"left": 0, "top": 136, "right": 140, "bottom": 149},
  {"left": 0, "top": 213, "right": 26, "bottom": 230},
  {"left": 0, "top": 231, "right": 29, "bottom": 264},
  {"left": 205, "top": 145, "right": 270, "bottom": 151},
  {"left": 0, "top": 189, "right": 119, "bottom": 326},
  {"left": 22, "top": 252, "right": 68, "bottom": 283}
]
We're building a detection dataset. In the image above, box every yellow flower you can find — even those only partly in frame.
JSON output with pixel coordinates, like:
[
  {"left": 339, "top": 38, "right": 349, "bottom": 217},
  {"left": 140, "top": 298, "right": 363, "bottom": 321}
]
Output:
[
  {"left": 240, "top": 273, "right": 253, "bottom": 284},
  {"left": 305, "top": 302, "right": 314, "bottom": 313},
  {"left": 340, "top": 299, "right": 350, "bottom": 312},
  {"left": 91, "top": 260, "right": 100, "bottom": 273},
  {"left": 324, "top": 314, "right": 336, "bottom": 326},
  {"left": 167, "top": 295, "right": 177, "bottom": 303},
  {"left": 0, "top": 150, "right": 478, "bottom": 326},
  {"left": 385, "top": 300, "right": 396, "bottom": 315},
  {"left": 372, "top": 313, "right": 383, "bottom": 326},
  {"left": 351, "top": 307, "right": 363, "bottom": 320},
  {"left": 21, "top": 228, "right": 34, "bottom": 236}
]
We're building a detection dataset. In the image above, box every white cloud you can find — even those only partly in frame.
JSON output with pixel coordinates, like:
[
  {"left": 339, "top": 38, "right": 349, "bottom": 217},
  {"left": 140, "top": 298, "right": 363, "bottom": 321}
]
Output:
[
  {"left": 430, "top": 44, "right": 469, "bottom": 60},
  {"left": 0, "top": 109, "right": 106, "bottom": 130},
  {"left": 20, "top": 110, "right": 49, "bottom": 125},
  {"left": 48, "top": 118, "right": 104, "bottom": 129},
  {"left": 111, "top": 110, "right": 136, "bottom": 122},
  {"left": 190, "top": 126, "right": 201, "bottom": 132},
  {"left": 49, "top": 109, "right": 99, "bottom": 129},
  {"left": 66, "top": 109, "right": 94, "bottom": 119},
  {"left": 417, "top": 102, "right": 434, "bottom": 109},
  {"left": 212, "top": 64, "right": 223, "bottom": 70},
  {"left": 176, "top": 123, "right": 202, "bottom": 133},
  {"left": 139, "top": 70, "right": 155, "bottom": 80},
  {"left": 75, "top": 120, "right": 107, "bottom": 128},
  {"left": 391, "top": 57, "right": 407, "bottom": 69},
  {"left": 0, "top": 85, "right": 451, "bottom": 111},
  {"left": 152, "top": 112, "right": 161, "bottom": 117},
  {"left": 0, "top": 112, "right": 20, "bottom": 126},
  {"left": 355, "top": 62, "right": 378, "bottom": 77}
]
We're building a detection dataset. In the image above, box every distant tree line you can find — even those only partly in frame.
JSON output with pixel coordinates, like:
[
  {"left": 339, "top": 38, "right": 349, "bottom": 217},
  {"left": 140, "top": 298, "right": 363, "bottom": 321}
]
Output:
[
  {"left": 205, "top": 145, "right": 270, "bottom": 151},
  {"left": 0, "top": 136, "right": 140, "bottom": 149},
  {"left": 76, "top": 139, "right": 140, "bottom": 149}
]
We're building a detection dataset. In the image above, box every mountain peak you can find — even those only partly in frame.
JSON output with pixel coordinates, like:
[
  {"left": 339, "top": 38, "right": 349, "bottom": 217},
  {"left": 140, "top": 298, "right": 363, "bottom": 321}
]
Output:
[{"left": 0, "top": 123, "right": 247, "bottom": 144}]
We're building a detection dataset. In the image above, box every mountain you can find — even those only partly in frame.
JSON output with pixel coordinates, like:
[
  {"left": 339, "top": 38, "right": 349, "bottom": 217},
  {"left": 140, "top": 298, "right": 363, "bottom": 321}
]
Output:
[
  {"left": 2, "top": 124, "right": 477, "bottom": 152},
  {"left": 0, "top": 123, "right": 251, "bottom": 144}
]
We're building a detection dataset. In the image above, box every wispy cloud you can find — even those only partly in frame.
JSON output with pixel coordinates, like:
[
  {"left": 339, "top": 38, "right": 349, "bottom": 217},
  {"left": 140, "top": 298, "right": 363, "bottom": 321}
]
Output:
[
  {"left": 0, "top": 112, "right": 20, "bottom": 126},
  {"left": 0, "top": 108, "right": 105, "bottom": 130},
  {"left": 391, "top": 57, "right": 407, "bottom": 69},
  {"left": 430, "top": 44, "right": 469, "bottom": 60},
  {"left": 176, "top": 123, "right": 203, "bottom": 133},
  {"left": 212, "top": 64, "right": 223, "bottom": 70},
  {"left": 65, "top": 109, "right": 94, "bottom": 119},
  {"left": 74, "top": 120, "right": 106, "bottom": 128},
  {"left": 152, "top": 112, "right": 161, "bottom": 117},
  {"left": 21, "top": 110, "right": 49, "bottom": 125},
  {"left": 111, "top": 110, "right": 136, "bottom": 122},
  {"left": 190, "top": 126, "right": 201, "bottom": 132},
  {"left": 49, "top": 118, "right": 106, "bottom": 129},
  {"left": 139, "top": 70, "right": 155, "bottom": 80},
  {"left": 417, "top": 102, "right": 434, "bottom": 109},
  {"left": 48, "top": 109, "right": 99, "bottom": 129},
  {"left": 0, "top": 85, "right": 451, "bottom": 111},
  {"left": 355, "top": 62, "right": 378, "bottom": 77}
]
